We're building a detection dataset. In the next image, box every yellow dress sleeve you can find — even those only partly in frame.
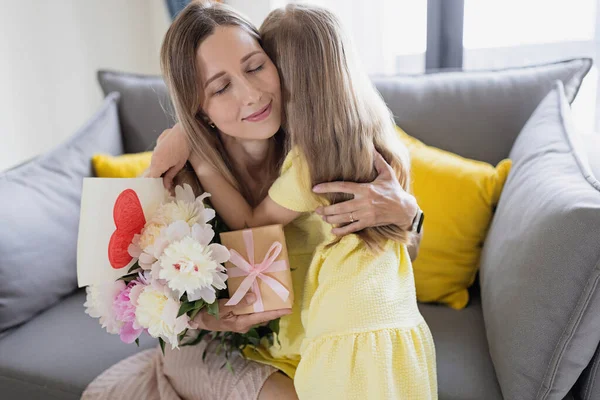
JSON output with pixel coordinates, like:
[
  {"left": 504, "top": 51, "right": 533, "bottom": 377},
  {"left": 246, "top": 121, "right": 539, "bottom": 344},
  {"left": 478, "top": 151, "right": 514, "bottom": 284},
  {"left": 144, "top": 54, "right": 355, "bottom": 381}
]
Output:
[{"left": 268, "top": 147, "right": 322, "bottom": 212}]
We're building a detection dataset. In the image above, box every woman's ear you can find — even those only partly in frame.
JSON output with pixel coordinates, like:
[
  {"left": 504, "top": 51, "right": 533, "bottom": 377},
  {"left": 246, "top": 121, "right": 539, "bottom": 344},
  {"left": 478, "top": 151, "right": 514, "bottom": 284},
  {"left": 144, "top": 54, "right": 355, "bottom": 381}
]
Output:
[{"left": 196, "top": 110, "right": 216, "bottom": 129}]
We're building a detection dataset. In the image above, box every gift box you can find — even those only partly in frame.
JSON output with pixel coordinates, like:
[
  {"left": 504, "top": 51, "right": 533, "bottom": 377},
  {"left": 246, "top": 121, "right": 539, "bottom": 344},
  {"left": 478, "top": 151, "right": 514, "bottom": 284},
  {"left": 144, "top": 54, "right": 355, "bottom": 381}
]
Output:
[{"left": 220, "top": 224, "right": 293, "bottom": 315}]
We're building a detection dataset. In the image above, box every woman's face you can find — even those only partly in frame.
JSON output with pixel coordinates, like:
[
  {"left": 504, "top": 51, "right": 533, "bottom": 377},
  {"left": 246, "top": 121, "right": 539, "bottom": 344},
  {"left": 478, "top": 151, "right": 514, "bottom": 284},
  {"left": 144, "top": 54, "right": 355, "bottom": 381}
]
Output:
[{"left": 197, "top": 26, "right": 282, "bottom": 141}]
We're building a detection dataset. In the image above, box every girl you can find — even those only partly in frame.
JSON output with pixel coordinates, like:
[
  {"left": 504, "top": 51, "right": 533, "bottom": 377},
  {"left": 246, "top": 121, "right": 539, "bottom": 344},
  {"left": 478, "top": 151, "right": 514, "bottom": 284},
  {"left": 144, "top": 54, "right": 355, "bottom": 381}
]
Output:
[{"left": 190, "top": 4, "right": 437, "bottom": 399}]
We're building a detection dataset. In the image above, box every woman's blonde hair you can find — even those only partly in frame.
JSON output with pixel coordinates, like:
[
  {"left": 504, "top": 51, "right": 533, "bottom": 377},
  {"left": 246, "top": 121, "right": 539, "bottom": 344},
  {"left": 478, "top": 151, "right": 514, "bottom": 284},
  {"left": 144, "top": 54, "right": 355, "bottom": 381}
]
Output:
[
  {"left": 160, "top": 0, "right": 285, "bottom": 205},
  {"left": 261, "top": 4, "right": 413, "bottom": 252}
]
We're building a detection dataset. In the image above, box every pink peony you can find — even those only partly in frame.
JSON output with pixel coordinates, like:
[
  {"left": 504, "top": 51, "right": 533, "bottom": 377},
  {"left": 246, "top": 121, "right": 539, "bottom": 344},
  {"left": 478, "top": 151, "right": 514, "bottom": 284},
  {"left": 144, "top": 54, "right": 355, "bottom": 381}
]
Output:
[{"left": 113, "top": 279, "right": 146, "bottom": 343}]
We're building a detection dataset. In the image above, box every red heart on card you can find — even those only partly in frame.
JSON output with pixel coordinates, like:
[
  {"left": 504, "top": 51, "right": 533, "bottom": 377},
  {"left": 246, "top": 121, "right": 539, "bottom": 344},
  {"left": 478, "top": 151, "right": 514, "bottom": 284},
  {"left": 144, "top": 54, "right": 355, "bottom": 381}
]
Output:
[{"left": 108, "top": 189, "right": 146, "bottom": 269}]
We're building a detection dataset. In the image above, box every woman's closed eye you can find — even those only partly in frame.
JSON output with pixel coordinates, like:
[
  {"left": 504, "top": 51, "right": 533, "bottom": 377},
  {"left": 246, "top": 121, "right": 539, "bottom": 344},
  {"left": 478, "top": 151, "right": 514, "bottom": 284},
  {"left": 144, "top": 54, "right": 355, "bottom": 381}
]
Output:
[
  {"left": 214, "top": 82, "right": 230, "bottom": 96},
  {"left": 247, "top": 64, "right": 264, "bottom": 73},
  {"left": 213, "top": 65, "right": 265, "bottom": 96}
]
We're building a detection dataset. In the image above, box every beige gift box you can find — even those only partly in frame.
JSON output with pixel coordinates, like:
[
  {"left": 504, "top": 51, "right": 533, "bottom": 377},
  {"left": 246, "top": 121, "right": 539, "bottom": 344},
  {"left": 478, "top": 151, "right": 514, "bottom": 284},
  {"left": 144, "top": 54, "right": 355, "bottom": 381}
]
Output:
[{"left": 220, "top": 224, "right": 294, "bottom": 315}]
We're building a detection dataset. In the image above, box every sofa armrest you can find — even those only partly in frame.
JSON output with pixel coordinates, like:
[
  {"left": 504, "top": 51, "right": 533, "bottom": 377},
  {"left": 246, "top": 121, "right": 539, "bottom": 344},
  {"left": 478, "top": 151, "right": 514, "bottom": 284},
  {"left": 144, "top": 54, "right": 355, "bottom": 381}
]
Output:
[{"left": 573, "top": 132, "right": 600, "bottom": 400}]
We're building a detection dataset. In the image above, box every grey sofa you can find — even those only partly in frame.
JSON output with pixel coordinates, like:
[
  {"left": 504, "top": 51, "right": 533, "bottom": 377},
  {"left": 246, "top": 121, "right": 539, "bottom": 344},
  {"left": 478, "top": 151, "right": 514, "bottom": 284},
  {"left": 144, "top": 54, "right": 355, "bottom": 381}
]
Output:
[{"left": 1, "top": 58, "right": 599, "bottom": 400}]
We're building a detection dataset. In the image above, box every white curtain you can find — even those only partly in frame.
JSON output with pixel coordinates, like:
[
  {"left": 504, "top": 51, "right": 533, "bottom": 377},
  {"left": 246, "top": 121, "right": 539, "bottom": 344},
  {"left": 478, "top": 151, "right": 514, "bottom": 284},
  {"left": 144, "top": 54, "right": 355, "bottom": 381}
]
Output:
[
  {"left": 274, "top": 0, "right": 428, "bottom": 75},
  {"left": 463, "top": 0, "right": 599, "bottom": 134}
]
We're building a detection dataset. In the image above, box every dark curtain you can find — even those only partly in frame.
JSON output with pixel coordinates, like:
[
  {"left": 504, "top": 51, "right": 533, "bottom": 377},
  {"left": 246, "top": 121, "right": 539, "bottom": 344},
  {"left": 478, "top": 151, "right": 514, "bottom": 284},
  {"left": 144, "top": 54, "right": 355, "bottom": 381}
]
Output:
[
  {"left": 165, "top": 0, "right": 192, "bottom": 20},
  {"left": 425, "top": 0, "right": 464, "bottom": 71}
]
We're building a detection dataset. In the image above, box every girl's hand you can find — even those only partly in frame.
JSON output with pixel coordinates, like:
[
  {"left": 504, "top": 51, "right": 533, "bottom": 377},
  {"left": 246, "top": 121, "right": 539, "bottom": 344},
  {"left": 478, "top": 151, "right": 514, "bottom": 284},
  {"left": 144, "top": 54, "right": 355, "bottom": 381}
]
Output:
[
  {"left": 312, "top": 151, "right": 418, "bottom": 236},
  {"left": 188, "top": 293, "right": 292, "bottom": 334},
  {"left": 144, "top": 123, "right": 191, "bottom": 190}
]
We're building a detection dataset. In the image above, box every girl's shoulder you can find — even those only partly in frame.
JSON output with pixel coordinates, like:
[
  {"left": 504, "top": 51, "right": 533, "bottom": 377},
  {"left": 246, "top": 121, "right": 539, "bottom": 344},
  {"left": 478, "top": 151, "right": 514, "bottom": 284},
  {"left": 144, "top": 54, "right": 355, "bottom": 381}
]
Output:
[{"left": 280, "top": 146, "right": 305, "bottom": 172}]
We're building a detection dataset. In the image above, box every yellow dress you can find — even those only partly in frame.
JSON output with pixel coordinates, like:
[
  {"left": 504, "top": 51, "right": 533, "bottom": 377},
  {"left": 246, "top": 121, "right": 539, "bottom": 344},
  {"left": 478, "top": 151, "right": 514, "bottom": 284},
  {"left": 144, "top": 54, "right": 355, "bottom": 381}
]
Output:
[{"left": 243, "top": 148, "right": 438, "bottom": 399}]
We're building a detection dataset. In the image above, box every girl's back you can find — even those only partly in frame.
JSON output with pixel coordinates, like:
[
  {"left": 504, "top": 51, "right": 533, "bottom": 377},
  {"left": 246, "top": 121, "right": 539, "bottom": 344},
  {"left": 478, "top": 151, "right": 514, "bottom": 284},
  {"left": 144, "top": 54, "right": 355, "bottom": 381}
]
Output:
[{"left": 267, "top": 146, "right": 437, "bottom": 399}]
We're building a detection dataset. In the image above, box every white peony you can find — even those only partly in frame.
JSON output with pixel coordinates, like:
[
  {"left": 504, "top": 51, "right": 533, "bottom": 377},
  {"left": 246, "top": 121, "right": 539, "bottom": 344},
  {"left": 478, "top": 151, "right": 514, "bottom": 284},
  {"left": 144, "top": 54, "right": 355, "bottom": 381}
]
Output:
[
  {"left": 84, "top": 280, "right": 126, "bottom": 334},
  {"left": 138, "top": 223, "right": 164, "bottom": 250},
  {"left": 158, "top": 222, "right": 229, "bottom": 303},
  {"left": 128, "top": 185, "right": 217, "bottom": 272},
  {"left": 134, "top": 280, "right": 189, "bottom": 348},
  {"left": 150, "top": 184, "right": 215, "bottom": 228}
]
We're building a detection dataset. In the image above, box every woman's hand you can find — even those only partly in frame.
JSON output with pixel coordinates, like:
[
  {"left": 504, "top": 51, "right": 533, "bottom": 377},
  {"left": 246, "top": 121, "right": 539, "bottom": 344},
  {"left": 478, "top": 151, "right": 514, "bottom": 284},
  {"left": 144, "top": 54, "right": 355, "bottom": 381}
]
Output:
[
  {"left": 312, "top": 152, "right": 419, "bottom": 236},
  {"left": 144, "top": 122, "right": 191, "bottom": 190},
  {"left": 188, "top": 293, "right": 292, "bottom": 333}
]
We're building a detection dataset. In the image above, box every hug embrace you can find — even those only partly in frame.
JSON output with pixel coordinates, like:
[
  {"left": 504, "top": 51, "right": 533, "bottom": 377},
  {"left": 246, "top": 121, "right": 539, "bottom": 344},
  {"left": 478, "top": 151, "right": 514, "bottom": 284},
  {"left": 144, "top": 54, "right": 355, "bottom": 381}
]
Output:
[{"left": 83, "top": 1, "right": 436, "bottom": 399}]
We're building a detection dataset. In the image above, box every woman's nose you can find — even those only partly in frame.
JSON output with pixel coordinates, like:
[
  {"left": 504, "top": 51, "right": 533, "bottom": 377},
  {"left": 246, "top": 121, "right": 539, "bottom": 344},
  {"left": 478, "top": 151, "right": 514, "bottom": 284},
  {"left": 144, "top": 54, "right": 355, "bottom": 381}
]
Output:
[{"left": 239, "top": 78, "right": 262, "bottom": 105}]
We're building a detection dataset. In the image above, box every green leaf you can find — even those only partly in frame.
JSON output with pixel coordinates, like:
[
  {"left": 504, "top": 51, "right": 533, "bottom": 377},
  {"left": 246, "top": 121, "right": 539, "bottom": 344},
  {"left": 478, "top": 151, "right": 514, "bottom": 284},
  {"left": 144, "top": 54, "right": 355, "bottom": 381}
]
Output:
[
  {"left": 247, "top": 328, "right": 260, "bottom": 341},
  {"left": 117, "top": 274, "right": 137, "bottom": 283},
  {"left": 225, "top": 360, "right": 234, "bottom": 374},
  {"left": 207, "top": 301, "right": 219, "bottom": 319},
  {"left": 190, "top": 299, "right": 206, "bottom": 313},
  {"left": 268, "top": 318, "right": 280, "bottom": 334},
  {"left": 135, "top": 338, "right": 140, "bottom": 347},
  {"left": 177, "top": 301, "right": 197, "bottom": 318},
  {"left": 178, "top": 328, "right": 189, "bottom": 342},
  {"left": 159, "top": 338, "right": 166, "bottom": 356},
  {"left": 189, "top": 307, "right": 202, "bottom": 321},
  {"left": 181, "top": 330, "right": 209, "bottom": 347},
  {"left": 128, "top": 260, "right": 140, "bottom": 273}
]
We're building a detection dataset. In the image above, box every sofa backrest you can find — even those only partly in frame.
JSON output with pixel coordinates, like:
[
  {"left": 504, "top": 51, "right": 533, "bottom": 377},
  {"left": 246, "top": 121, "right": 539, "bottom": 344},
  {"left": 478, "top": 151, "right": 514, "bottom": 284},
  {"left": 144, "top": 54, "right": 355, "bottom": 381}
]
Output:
[
  {"left": 99, "top": 58, "right": 590, "bottom": 165},
  {"left": 373, "top": 58, "right": 590, "bottom": 165}
]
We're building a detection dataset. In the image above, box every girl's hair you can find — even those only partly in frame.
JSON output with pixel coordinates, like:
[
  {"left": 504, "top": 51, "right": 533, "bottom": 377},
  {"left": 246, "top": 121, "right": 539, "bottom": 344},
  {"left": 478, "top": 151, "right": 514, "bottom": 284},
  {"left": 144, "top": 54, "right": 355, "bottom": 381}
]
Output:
[
  {"left": 261, "top": 4, "right": 413, "bottom": 252},
  {"left": 160, "top": 0, "right": 285, "bottom": 205}
]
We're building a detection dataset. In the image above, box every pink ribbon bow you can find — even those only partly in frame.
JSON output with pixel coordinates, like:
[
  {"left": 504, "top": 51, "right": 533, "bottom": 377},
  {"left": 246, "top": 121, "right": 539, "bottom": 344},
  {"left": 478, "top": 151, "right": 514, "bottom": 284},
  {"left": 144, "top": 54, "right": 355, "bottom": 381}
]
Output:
[{"left": 225, "top": 229, "right": 290, "bottom": 312}]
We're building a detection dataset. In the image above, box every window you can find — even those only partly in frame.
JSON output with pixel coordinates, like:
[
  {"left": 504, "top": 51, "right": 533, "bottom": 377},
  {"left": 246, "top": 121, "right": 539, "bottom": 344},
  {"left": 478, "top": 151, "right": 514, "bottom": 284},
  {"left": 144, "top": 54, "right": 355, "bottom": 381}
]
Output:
[{"left": 463, "top": 0, "right": 599, "bottom": 133}]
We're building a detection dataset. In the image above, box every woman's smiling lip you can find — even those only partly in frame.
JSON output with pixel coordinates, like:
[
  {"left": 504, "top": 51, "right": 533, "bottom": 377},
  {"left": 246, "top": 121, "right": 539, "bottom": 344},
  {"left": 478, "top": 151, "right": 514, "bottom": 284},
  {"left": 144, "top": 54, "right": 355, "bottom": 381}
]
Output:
[{"left": 243, "top": 101, "right": 272, "bottom": 122}]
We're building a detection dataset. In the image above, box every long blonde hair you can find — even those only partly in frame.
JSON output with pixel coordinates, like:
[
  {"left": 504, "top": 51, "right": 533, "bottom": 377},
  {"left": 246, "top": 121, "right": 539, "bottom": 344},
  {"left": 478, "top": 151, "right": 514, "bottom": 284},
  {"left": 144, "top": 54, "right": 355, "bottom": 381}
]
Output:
[
  {"left": 261, "top": 4, "right": 413, "bottom": 252},
  {"left": 160, "top": 0, "right": 285, "bottom": 205}
]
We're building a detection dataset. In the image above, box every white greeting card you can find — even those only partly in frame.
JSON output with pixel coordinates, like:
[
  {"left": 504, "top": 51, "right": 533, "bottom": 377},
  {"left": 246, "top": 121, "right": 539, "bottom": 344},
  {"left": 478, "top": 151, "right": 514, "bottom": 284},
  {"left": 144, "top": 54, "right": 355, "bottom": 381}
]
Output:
[{"left": 77, "top": 178, "right": 168, "bottom": 287}]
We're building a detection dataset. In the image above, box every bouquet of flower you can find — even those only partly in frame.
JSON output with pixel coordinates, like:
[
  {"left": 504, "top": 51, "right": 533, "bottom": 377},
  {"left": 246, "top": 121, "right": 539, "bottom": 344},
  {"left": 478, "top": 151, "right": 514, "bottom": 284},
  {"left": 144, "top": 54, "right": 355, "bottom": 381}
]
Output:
[{"left": 82, "top": 183, "right": 281, "bottom": 367}]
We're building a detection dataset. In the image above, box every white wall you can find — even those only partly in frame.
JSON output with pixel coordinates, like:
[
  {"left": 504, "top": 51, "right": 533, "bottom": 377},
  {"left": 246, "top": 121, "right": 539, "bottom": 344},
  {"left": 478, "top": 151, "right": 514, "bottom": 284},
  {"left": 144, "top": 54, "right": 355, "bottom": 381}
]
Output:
[{"left": 0, "top": 0, "right": 171, "bottom": 172}]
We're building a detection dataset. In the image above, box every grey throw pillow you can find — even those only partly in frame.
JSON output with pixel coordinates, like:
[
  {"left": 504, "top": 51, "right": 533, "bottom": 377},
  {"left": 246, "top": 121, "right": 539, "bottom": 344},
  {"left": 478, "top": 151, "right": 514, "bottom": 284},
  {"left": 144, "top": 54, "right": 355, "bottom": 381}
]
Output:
[
  {"left": 373, "top": 58, "right": 591, "bottom": 165},
  {"left": 479, "top": 81, "right": 600, "bottom": 399},
  {"left": 97, "top": 70, "right": 176, "bottom": 154},
  {"left": 0, "top": 93, "right": 124, "bottom": 333}
]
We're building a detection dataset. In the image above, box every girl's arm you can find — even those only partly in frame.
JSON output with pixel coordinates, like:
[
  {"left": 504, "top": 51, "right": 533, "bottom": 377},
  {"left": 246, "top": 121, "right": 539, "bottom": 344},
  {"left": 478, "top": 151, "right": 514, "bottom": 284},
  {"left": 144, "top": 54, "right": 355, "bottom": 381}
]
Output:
[
  {"left": 144, "top": 123, "right": 191, "bottom": 190},
  {"left": 190, "top": 156, "right": 300, "bottom": 230}
]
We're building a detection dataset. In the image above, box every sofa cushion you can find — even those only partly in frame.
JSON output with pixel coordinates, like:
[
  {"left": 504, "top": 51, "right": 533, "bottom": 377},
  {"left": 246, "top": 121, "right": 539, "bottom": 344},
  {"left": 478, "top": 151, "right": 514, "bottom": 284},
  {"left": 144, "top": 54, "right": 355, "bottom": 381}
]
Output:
[
  {"left": 479, "top": 81, "right": 600, "bottom": 399},
  {"left": 418, "top": 291, "right": 503, "bottom": 400},
  {"left": 0, "top": 289, "right": 156, "bottom": 400},
  {"left": 97, "top": 70, "right": 176, "bottom": 154},
  {"left": 398, "top": 127, "right": 512, "bottom": 310},
  {"left": 0, "top": 93, "right": 124, "bottom": 333},
  {"left": 98, "top": 59, "right": 590, "bottom": 164},
  {"left": 92, "top": 151, "right": 153, "bottom": 178},
  {"left": 373, "top": 58, "right": 591, "bottom": 165}
]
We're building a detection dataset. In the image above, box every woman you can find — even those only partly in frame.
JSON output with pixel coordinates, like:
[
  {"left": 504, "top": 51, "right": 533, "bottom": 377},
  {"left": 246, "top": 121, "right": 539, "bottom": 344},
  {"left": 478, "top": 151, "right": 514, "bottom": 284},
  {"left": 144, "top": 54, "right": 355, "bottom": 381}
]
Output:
[{"left": 83, "top": 2, "right": 423, "bottom": 399}]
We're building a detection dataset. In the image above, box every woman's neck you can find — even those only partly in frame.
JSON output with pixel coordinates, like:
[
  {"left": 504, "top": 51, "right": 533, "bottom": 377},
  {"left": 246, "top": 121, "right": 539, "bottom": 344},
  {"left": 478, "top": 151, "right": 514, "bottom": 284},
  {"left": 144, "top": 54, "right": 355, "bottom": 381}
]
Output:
[{"left": 220, "top": 135, "right": 277, "bottom": 200}]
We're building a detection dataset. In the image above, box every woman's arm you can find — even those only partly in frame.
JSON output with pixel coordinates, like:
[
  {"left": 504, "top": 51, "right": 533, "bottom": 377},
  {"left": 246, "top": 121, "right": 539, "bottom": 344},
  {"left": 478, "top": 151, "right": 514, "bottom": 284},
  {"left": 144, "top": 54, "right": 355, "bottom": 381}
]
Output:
[
  {"left": 190, "top": 156, "right": 300, "bottom": 230},
  {"left": 312, "top": 152, "right": 423, "bottom": 261}
]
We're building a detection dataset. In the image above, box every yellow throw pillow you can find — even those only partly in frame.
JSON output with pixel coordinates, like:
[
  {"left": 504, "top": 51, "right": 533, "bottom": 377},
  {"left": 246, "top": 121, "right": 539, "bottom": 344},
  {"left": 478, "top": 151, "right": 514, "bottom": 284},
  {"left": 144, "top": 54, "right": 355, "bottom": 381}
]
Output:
[
  {"left": 92, "top": 152, "right": 152, "bottom": 178},
  {"left": 396, "top": 127, "right": 512, "bottom": 309}
]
